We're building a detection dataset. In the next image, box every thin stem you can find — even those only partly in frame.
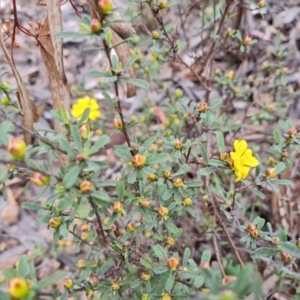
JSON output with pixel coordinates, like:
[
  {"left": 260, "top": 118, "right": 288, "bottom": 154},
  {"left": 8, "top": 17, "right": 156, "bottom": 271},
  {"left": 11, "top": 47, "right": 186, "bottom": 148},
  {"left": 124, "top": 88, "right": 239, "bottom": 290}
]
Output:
[
  {"left": 103, "top": 42, "right": 133, "bottom": 153},
  {"left": 88, "top": 196, "right": 107, "bottom": 245}
]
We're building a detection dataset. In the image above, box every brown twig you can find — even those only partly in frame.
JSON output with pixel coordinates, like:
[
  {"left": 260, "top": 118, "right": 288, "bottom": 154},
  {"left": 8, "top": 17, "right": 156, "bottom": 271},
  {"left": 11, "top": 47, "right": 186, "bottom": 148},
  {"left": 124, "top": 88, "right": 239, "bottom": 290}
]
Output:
[
  {"left": 213, "top": 216, "right": 226, "bottom": 277},
  {"left": 88, "top": 196, "right": 107, "bottom": 245},
  {"left": 197, "top": 0, "right": 233, "bottom": 75}
]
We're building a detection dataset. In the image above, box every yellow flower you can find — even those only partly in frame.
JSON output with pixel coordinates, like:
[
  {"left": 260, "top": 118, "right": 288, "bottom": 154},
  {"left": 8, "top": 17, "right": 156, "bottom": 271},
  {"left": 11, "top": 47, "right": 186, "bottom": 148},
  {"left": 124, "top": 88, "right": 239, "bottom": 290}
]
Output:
[
  {"left": 71, "top": 96, "right": 100, "bottom": 121},
  {"left": 230, "top": 140, "right": 259, "bottom": 182}
]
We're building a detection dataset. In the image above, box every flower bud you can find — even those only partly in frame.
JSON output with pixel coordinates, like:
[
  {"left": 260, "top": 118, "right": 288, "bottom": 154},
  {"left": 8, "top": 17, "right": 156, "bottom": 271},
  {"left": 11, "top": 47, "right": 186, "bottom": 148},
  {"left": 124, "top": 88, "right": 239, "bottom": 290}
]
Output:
[
  {"left": 151, "top": 31, "right": 160, "bottom": 39},
  {"left": 226, "top": 70, "right": 234, "bottom": 80},
  {"left": 280, "top": 251, "right": 292, "bottom": 263},
  {"left": 80, "top": 180, "right": 93, "bottom": 194},
  {"left": 141, "top": 294, "right": 150, "bottom": 300},
  {"left": 272, "top": 237, "right": 280, "bottom": 247},
  {"left": 247, "top": 223, "right": 256, "bottom": 232},
  {"left": 99, "top": 0, "right": 113, "bottom": 14},
  {"left": 140, "top": 198, "right": 150, "bottom": 207},
  {"left": 249, "top": 228, "right": 259, "bottom": 238},
  {"left": 132, "top": 154, "right": 146, "bottom": 168},
  {"left": 63, "top": 279, "right": 74, "bottom": 290},
  {"left": 199, "top": 262, "right": 210, "bottom": 269},
  {"left": 202, "top": 194, "right": 209, "bottom": 201},
  {"left": 113, "top": 201, "right": 124, "bottom": 213},
  {"left": 173, "top": 178, "right": 183, "bottom": 188},
  {"left": 147, "top": 174, "right": 158, "bottom": 182},
  {"left": 8, "top": 277, "right": 28, "bottom": 299},
  {"left": 198, "top": 102, "right": 208, "bottom": 112},
  {"left": 79, "top": 123, "right": 90, "bottom": 139},
  {"left": 267, "top": 156, "right": 276, "bottom": 165},
  {"left": 158, "top": 206, "right": 168, "bottom": 217},
  {"left": 86, "top": 289, "right": 94, "bottom": 299},
  {"left": 76, "top": 154, "right": 85, "bottom": 162},
  {"left": 281, "top": 151, "right": 288, "bottom": 159},
  {"left": 77, "top": 259, "right": 86, "bottom": 269},
  {"left": 220, "top": 152, "right": 229, "bottom": 161},
  {"left": 174, "top": 88, "right": 183, "bottom": 98},
  {"left": 163, "top": 170, "right": 171, "bottom": 178},
  {"left": 158, "top": 0, "right": 168, "bottom": 9},
  {"left": 81, "top": 232, "right": 90, "bottom": 240},
  {"left": 141, "top": 272, "right": 151, "bottom": 281},
  {"left": 111, "top": 281, "right": 120, "bottom": 290},
  {"left": 7, "top": 137, "right": 26, "bottom": 160},
  {"left": 165, "top": 236, "right": 175, "bottom": 246},
  {"left": 30, "top": 172, "right": 50, "bottom": 187},
  {"left": 183, "top": 198, "right": 192, "bottom": 206},
  {"left": 126, "top": 222, "right": 137, "bottom": 232},
  {"left": 173, "top": 138, "right": 182, "bottom": 150},
  {"left": 258, "top": 0, "right": 265, "bottom": 8},
  {"left": 67, "top": 294, "right": 75, "bottom": 300},
  {"left": 80, "top": 224, "right": 89, "bottom": 232},
  {"left": 288, "top": 127, "right": 297, "bottom": 136},
  {"left": 1, "top": 82, "right": 10, "bottom": 92},
  {"left": 49, "top": 217, "right": 62, "bottom": 228},
  {"left": 265, "top": 168, "right": 276, "bottom": 178},
  {"left": 89, "top": 274, "right": 99, "bottom": 287},
  {"left": 168, "top": 257, "right": 179, "bottom": 270},
  {"left": 242, "top": 36, "right": 252, "bottom": 46},
  {"left": 1, "top": 96, "right": 10, "bottom": 105},
  {"left": 222, "top": 276, "right": 237, "bottom": 285},
  {"left": 113, "top": 118, "right": 123, "bottom": 130},
  {"left": 90, "top": 18, "right": 101, "bottom": 33}
]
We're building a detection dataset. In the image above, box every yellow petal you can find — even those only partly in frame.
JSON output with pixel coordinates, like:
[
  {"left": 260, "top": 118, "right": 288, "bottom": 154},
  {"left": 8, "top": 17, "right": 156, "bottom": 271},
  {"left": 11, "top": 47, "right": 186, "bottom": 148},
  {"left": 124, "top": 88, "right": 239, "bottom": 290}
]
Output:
[
  {"left": 242, "top": 149, "right": 259, "bottom": 167},
  {"left": 241, "top": 166, "right": 250, "bottom": 180},
  {"left": 233, "top": 140, "right": 247, "bottom": 155},
  {"left": 89, "top": 110, "right": 100, "bottom": 121}
]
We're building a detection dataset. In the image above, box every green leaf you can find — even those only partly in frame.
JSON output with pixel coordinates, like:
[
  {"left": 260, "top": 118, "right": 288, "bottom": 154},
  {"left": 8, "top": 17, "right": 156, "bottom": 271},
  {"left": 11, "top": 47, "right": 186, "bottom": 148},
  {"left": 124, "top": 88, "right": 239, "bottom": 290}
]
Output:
[
  {"left": 165, "top": 273, "right": 175, "bottom": 293},
  {"left": 70, "top": 125, "right": 83, "bottom": 153},
  {"left": 275, "top": 162, "right": 286, "bottom": 175},
  {"left": 130, "top": 279, "right": 142, "bottom": 289},
  {"left": 77, "top": 196, "right": 89, "bottom": 219},
  {"left": 278, "top": 242, "right": 300, "bottom": 259},
  {"left": 216, "top": 131, "right": 225, "bottom": 153},
  {"left": 0, "top": 164, "right": 8, "bottom": 182},
  {"left": 250, "top": 189, "right": 265, "bottom": 199},
  {"left": 201, "top": 250, "right": 211, "bottom": 263},
  {"left": 55, "top": 31, "right": 89, "bottom": 39},
  {"left": 185, "top": 180, "right": 203, "bottom": 188},
  {"left": 273, "top": 129, "right": 282, "bottom": 144},
  {"left": 37, "top": 270, "right": 66, "bottom": 291},
  {"left": 123, "top": 55, "right": 139, "bottom": 71},
  {"left": 147, "top": 153, "right": 169, "bottom": 165},
  {"left": 251, "top": 247, "right": 279, "bottom": 259},
  {"left": 90, "top": 190, "right": 112, "bottom": 203},
  {"left": 208, "top": 159, "right": 225, "bottom": 167},
  {"left": 154, "top": 267, "right": 169, "bottom": 274},
  {"left": 79, "top": 108, "right": 91, "bottom": 126},
  {"left": 198, "top": 167, "right": 215, "bottom": 176},
  {"left": 183, "top": 248, "right": 191, "bottom": 266},
  {"left": 172, "top": 164, "right": 188, "bottom": 177},
  {"left": 269, "top": 179, "right": 291, "bottom": 185},
  {"left": 115, "top": 147, "right": 132, "bottom": 161},
  {"left": 153, "top": 244, "right": 168, "bottom": 260},
  {"left": 209, "top": 99, "right": 223, "bottom": 110},
  {"left": 121, "top": 77, "right": 150, "bottom": 89},
  {"left": 193, "top": 275, "right": 205, "bottom": 288},
  {"left": 17, "top": 255, "right": 28, "bottom": 277},
  {"left": 128, "top": 169, "right": 138, "bottom": 184},
  {"left": 116, "top": 181, "right": 125, "bottom": 201},
  {"left": 198, "top": 143, "right": 208, "bottom": 164},
  {"left": 62, "top": 164, "right": 83, "bottom": 188},
  {"left": 140, "top": 258, "right": 154, "bottom": 269},
  {"left": 22, "top": 202, "right": 44, "bottom": 211},
  {"left": 90, "top": 135, "right": 110, "bottom": 155},
  {"left": 186, "top": 206, "right": 197, "bottom": 217}
]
